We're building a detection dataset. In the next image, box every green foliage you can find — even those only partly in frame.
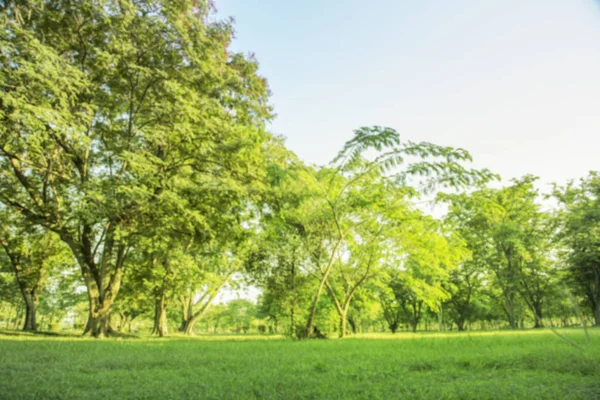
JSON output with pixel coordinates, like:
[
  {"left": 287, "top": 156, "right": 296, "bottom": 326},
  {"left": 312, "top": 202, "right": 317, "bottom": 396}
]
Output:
[
  {"left": 0, "top": 0, "right": 592, "bottom": 341},
  {"left": 443, "top": 176, "right": 559, "bottom": 329},
  {"left": 0, "top": 0, "right": 272, "bottom": 336},
  {"left": 554, "top": 172, "right": 600, "bottom": 326}
]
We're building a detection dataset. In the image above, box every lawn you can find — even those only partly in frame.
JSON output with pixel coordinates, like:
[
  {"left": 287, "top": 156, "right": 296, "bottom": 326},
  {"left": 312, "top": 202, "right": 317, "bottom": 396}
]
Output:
[{"left": 1, "top": 329, "right": 599, "bottom": 399}]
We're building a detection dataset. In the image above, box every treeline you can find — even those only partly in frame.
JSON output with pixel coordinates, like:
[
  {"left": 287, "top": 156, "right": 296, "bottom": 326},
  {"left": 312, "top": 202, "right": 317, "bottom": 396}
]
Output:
[{"left": 1, "top": 1, "right": 599, "bottom": 339}]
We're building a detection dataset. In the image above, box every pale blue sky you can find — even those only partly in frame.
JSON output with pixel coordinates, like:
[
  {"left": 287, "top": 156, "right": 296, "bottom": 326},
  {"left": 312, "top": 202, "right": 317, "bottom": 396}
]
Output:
[{"left": 217, "top": 0, "right": 600, "bottom": 188}]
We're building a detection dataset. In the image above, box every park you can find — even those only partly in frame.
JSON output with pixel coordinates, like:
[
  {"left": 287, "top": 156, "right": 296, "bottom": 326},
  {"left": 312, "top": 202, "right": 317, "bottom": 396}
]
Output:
[{"left": 2, "top": 0, "right": 600, "bottom": 399}]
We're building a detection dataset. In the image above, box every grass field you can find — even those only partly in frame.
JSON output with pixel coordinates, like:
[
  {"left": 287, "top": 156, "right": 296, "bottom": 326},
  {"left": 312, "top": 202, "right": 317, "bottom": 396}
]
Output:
[{"left": 1, "top": 329, "right": 599, "bottom": 399}]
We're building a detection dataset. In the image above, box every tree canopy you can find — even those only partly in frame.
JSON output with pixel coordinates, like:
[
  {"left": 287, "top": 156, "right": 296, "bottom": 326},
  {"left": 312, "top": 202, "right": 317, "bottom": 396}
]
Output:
[{"left": 0, "top": 0, "right": 598, "bottom": 339}]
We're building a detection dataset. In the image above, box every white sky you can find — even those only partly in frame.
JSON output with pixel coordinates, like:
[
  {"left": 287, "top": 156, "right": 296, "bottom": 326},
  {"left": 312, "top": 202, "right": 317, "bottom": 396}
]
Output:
[{"left": 217, "top": 0, "right": 600, "bottom": 192}]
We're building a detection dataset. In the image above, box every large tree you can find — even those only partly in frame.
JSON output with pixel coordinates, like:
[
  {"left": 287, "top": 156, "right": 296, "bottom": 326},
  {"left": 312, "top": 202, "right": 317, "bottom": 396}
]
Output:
[{"left": 0, "top": 0, "right": 271, "bottom": 336}]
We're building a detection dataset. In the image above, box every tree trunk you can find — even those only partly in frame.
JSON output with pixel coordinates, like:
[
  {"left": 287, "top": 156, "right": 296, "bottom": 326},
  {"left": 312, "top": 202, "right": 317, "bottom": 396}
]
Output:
[
  {"left": 339, "top": 311, "right": 347, "bottom": 338},
  {"left": 179, "top": 295, "right": 193, "bottom": 332},
  {"left": 152, "top": 295, "right": 168, "bottom": 337},
  {"left": 181, "top": 274, "right": 232, "bottom": 336},
  {"left": 305, "top": 238, "right": 343, "bottom": 338},
  {"left": 593, "top": 304, "right": 600, "bottom": 327},
  {"left": 533, "top": 306, "right": 544, "bottom": 328},
  {"left": 63, "top": 228, "right": 126, "bottom": 339},
  {"left": 183, "top": 314, "right": 199, "bottom": 336},
  {"left": 82, "top": 285, "right": 118, "bottom": 338},
  {"left": 306, "top": 273, "right": 330, "bottom": 338},
  {"left": 21, "top": 292, "right": 37, "bottom": 331},
  {"left": 84, "top": 311, "right": 111, "bottom": 338},
  {"left": 2, "top": 249, "right": 45, "bottom": 332},
  {"left": 347, "top": 316, "right": 356, "bottom": 334},
  {"left": 411, "top": 321, "right": 417, "bottom": 333},
  {"left": 503, "top": 300, "right": 517, "bottom": 329},
  {"left": 5, "top": 304, "right": 14, "bottom": 329},
  {"left": 290, "top": 306, "right": 295, "bottom": 338}
]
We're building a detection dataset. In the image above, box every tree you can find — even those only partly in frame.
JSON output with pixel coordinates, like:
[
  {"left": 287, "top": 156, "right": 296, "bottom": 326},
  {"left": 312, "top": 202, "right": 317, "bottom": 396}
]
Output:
[
  {"left": 345, "top": 286, "right": 381, "bottom": 334},
  {"left": 246, "top": 139, "right": 319, "bottom": 338},
  {"left": 222, "top": 299, "right": 257, "bottom": 334},
  {"left": 37, "top": 266, "right": 86, "bottom": 331},
  {"left": 324, "top": 175, "right": 417, "bottom": 337},
  {"left": 0, "top": 210, "right": 70, "bottom": 331},
  {"left": 444, "top": 177, "right": 556, "bottom": 328},
  {"left": 443, "top": 262, "right": 484, "bottom": 331},
  {"left": 554, "top": 172, "right": 600, "bottom": 326},
  {"left": 380, "top": 214, "right": 465, "bottom": 333},
  {"left": 301, "top": 126, "right": 494, "bottom": 338},
  {"left": 0, "top": 258, "right": 22, "bottom": 329},
  {"left": 178, "top": 236, "right": 255, "bottom": 336},
  {"left": 0, "top": 0, "right": 271, "bottom": 337}
]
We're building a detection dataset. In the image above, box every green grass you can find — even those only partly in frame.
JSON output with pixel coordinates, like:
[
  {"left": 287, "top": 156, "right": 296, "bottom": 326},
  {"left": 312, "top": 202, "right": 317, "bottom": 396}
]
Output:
[{"left": 1, "top": 329, "right": 599, "bottom": 399}]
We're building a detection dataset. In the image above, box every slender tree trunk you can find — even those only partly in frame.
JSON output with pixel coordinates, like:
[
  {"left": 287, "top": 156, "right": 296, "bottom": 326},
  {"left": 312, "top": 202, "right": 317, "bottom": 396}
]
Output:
[
  {"left": 305, "top": 238, "right": 343, "bottom": 338},
  {"left": 1, "top": 247, "right": 45, "bottom": 332},
  {"left": 290, "top": 256, "right": 296, "bottom": 338},
  {"left": 347, "top": 316, "right": 356, "bottom": 334},
  {"left": 533, "top": 305, "right": 544, "bottom": 328},
  {"left": 290, "top": 306, "right": 295, "bottom": 338},
  {"left": 184, "top": 315, "right": 199, "bottom": 336},
  {"left": 179, "top": 295, "right": 193, "bottom": 332},
  {"left": 503, "top": 298, "right": 517, "bottom": 329},
  {"left": 5, "top": 304, "right": 14, "bottom": 329},
  {"left": 306, "top": 275, "right": 329, "bottom": 338},
  {"left": 183, "top": 275, "right": 232, "bottom": 336},
  {"left": 339, "top": 313, "right": 347, "bottom": 338},
  {"left": 593, "top": 304, "right": 600, "bottom": 327}
]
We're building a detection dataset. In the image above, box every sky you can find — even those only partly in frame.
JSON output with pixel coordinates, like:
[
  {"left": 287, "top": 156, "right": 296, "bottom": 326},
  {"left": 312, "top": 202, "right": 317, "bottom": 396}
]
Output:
[{"left": 215, "top": 0, "right": 600, "bottom": 193}]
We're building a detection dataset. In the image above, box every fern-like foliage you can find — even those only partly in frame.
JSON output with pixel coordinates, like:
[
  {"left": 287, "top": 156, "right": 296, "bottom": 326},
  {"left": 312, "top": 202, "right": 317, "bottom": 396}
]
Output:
[{"left": 329, "top": 126, "right": 497, "bottom": 196}]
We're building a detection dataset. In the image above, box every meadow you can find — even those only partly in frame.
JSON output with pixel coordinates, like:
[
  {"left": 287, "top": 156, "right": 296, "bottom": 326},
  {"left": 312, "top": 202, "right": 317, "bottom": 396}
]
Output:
[{"left": 1, "top": 329, "right": 599, "bottom": 400}]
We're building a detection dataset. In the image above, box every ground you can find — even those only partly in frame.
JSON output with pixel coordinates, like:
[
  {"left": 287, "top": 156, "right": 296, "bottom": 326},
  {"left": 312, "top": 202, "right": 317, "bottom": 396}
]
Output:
[{"left": 0, "top": 329, "right": 599, "bottom": 399}]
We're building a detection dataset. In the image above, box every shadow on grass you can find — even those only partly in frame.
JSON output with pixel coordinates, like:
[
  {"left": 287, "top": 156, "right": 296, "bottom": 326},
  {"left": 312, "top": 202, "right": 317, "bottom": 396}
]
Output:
[
  {"left": 0, "top": 329, "right": 77, "bottom": 338},
  {"left": 0, "top": 328, "right": 141, "bottom": 340}
]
